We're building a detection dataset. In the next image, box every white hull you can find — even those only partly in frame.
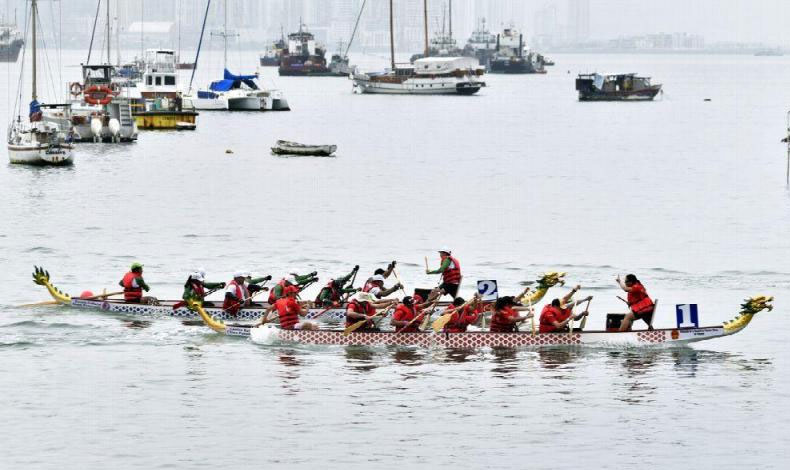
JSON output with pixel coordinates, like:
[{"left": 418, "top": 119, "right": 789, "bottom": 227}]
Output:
[
  {"left": 183, "top": 96, "right": 228, "bottom": 110},
  {"left": 352, "top": 75, "right": 484, "bottom": 95},
  {"left": 227, "top": 96, "right": 262, "bottom": 111},
  {"left": 8, "top": 143, "right": 74, "bottom": 165}
]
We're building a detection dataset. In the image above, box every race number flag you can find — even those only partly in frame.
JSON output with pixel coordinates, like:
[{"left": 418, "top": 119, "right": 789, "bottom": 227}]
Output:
[
  {"left": 676, "top": 304, "right": 699, "bottom": 328},
  {"left": 477, "top": 280, "right": 498, "bottom": 301}
]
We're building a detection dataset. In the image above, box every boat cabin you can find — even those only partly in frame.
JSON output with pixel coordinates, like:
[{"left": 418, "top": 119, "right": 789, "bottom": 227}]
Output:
[
  {"left": 81, "top": 64, "right": 115, "bottom": 87},
  {"left": 413, "top": 57, "right": 484, "bottom": 76},
  {"left": 287, "top": 25, "right": 322, "bottom": 57},
  {"left": 141, "top": 49, "right": 177, "bottom": 93},
  {"left": 576, "top": 73, "right": 654, "bottom": 93}
]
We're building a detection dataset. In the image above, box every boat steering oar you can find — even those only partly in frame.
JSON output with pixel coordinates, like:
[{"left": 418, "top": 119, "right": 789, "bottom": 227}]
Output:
[{"left": 17, "top": 290, "right": 125, "bottom": 308}]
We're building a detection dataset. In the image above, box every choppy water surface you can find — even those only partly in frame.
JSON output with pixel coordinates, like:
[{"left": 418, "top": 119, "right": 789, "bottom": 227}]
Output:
[{"left": 1, "top": 51, "right": 789, "bottom": 469}]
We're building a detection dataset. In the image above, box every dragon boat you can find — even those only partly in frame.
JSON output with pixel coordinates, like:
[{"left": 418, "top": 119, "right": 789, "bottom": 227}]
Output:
[
  {"left": 30, "top": 267, "right": 566, "bottom": 323},
  {"left": 188, "top": 296, "right": 774, "bottom": 349}
]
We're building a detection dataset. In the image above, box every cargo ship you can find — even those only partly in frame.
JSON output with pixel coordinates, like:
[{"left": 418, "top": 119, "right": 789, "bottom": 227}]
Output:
[
  {"left": 489, "top": 27, "right": 546, "bottom": 74},
  {"left": 278, "top": 24, "right": 330, "bottom": 76}
]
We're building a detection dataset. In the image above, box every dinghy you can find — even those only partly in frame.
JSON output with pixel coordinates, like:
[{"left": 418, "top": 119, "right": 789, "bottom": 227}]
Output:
[{"left": 271, "top": 140, "right": 337, "bottom": 157}]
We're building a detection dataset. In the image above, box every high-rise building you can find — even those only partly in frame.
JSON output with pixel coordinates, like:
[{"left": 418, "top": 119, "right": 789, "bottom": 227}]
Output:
[{"left": 566, "top": 0, "right": 589, "bottom": 44}]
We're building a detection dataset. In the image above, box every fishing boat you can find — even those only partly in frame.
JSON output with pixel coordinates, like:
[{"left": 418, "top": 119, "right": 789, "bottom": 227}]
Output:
[
  {"left": 352, "top": 0, "right": 485, "bottom": 95},
  {"left": 272, "top": 140, "right": 337, "bottom": 157},
  {"left": 7, "top": 0, "right": 74, "bottom": 165},
  {"left": 278, "top": 23, "right": 331, "bottom": 76},
  {"left": 575, "top": 73, "right": 662, "bottom": 101},
  {"left": 190, "top": 296, "right": 774, "bottom": 349},
  {"left": 30, "top": 266, "right": 566, "bottom": 324},
  {"left": 122, "top": 49, "right": 198, "bottom": 130},
  {"left": 489, "top": 27, "right": 546, "bottom": 74},
  {"left": 0, "top": 19, "right": 23, "bottom": 62}
]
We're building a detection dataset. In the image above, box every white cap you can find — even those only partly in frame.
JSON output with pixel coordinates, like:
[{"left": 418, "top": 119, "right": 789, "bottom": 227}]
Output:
[
  {"left": 371, "top": 274, "right": 386, "bottom": 283},
  {"left": 439, "top": 246, "right": 452, "bottom": 254},
  {"left": 189, "top": 271, "right": 203, "bottom": 281},
  {"left": 233, "top": 271, "right": 245, "bottom": 278},
  {"left": 352, "top": 291, "right": 374, "bottom": 303}
]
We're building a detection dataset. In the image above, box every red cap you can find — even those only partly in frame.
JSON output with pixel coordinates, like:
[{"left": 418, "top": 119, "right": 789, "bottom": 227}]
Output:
[{"left": 284, "top": 285, "right": 300, "bottom": 296}]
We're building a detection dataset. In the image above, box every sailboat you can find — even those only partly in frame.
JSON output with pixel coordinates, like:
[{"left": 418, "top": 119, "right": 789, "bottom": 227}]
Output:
[
  {"left": 182, "top": 0, "right": 289, "bottom": 111},
  {"left": 351, "top": 0, "right": 485, "bottom": 95},
  {"left": 7, "top": 0, "right": 74, "bottom": 165}
]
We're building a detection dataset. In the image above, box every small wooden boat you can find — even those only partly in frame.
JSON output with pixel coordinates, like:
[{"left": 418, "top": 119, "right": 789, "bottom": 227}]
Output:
[
  {"left": 271, "top": 140, "right": 337, "bottom": 157},
  {"left": 30, "top": 266, "right": 565, "bottom": 323},
  {"left": 575, "top": 73, "right": 662, "bottom": 101},
  {"left": 189, "top": 296, "right": 774, "bottom": 349}
]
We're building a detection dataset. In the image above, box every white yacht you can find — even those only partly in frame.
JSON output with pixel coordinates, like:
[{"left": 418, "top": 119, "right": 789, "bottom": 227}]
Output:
[{"left": 7, "top": 0, "right": 74, "bottom": 165}]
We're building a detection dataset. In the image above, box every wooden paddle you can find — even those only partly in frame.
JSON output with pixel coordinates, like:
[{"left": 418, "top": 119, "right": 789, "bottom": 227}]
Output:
[
  {"left": 529, "top": 297, "right": 536, "bottom": 336},
  {"left": 568, "top": 294, "right": 578, "bottom": 336},
  {"left": 396, "top": 300, "right": 437, "bottom": 334},
  {"left": 393, "top": 267, "right": 407, "bottom": 296},
  {"left": 431, "top": 297, "right": 475, "bottom": 332},
  {"left": 17, "top": 290, "right": 124, "bottom": 307},
  {"left": 343, "top": 301, "right": 396, "bottom": 336},
  {"left": 579, "top": 298, "right": 591, "bottom": 330}
]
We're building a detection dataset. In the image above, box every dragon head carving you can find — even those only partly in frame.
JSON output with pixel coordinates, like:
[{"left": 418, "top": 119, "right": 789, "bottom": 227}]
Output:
[
  {"left": 740, "top": 295, "right": 774, "bottom": 315},
  {"left": 536, "top": 271, "right": 566, "bottom": 290},
  {"left": 32, "top": 266, "right": 71, "bottom": 303}
]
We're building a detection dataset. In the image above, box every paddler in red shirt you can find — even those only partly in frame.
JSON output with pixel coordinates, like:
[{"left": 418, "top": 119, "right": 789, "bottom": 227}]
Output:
[
  {"left": 263, "top": 285, "right": 317, "bottom": 330},
  {"left": 345, "top": 292, "right": 394, "bottom": 332},
  {"left": 617, "top": 274, "right": 655, "bottom": 331},
  {"left": 442, "top": 295, "right": 483, "bottom": 333},
  {"left": 539, "top": 285, "right": 592, "bottom": 333},
  {"left": 489, "top": 296, "right": 534, "bottom": 333},
  {"left": 390, "top": 296, "right": 427, "bottom": 333}
]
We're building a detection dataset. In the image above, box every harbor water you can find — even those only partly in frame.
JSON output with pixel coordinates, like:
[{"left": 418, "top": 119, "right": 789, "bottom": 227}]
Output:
[{"left": 1, "top": 51, "right": 789, "bottom": 469}]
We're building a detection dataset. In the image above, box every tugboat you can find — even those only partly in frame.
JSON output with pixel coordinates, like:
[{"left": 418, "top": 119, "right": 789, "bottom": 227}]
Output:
[
  {"left": 575, "top": 73, "right": 662, "bottom": 101},
  {"left": 278, "top": 23, "right": 331, "bottom": 76},
  {"left": 489, "top": 27, "right": 546, "bottom": 74},
  {"left": 462, "top": 18, "right": 497, "bottom": 69},
  {"left": 259, "top": 31, "right": 286, "bottom": 66},
  {"left": 0, "top": 20, "right": 23, "bottom": 62}
]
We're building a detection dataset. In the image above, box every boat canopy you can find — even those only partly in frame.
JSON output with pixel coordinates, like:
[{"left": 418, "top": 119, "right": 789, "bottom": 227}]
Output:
[
  {"left": 413, "top": 57, "right": 481, "bottom": 75},
  {"left": 208, "top": 69, "right": 259, "bottom": 92}
]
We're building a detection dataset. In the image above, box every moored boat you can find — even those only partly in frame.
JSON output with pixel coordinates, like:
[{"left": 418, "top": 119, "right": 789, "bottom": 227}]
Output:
[
  {"left": 576, "top": 73, "right": 662, "bottom": 101},
  {"left": 271, "top": 140, "right": 337, "bottom": 157},
  {"left": 278, "top": 23, "right": 331, "bottom": 76},
  {"left": 190, "top": 296, "right": 775, "bottom": 349}
]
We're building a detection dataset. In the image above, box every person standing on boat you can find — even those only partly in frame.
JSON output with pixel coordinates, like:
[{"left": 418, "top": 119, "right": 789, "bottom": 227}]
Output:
[
  {"left": 489, "top": 296, "right": 534, "bottom": 333},
  {"left": 426, "top": 248, "right": 462, "bottom": 299},
  {"left": 179, "top": 269, "right": 225, "bottom": 308},
  {"left": 119, "top": 262, "right": 151, "bottom": 303},
  {"left": 269, "top": 285, "right": 317, "bottom": 330},
  {"left": 268, "top": 271, "right": 318, "bottom": 304},
  {"left": 617, "top": 274, "right": 655, "bottom": 331},
  {"left": 315, "top": 266, "right": 360, "bottom": 307},
  {"left": 345, "top": 292, "right": 393, "bottom": 332},
  {"left": 443, "top": 296, "right": 483, "bottom": 333}
]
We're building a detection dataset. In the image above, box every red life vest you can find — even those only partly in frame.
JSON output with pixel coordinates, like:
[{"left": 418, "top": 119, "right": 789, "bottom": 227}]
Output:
[
  {"left": 627, "top": 282, "right": 654, "bottom": 314},
  {"left": 444, "top": 305, "right": 479, "bottom": 333},
  {"left": 362, "top": 280, "right": 377, "bottom": 293},
  {"left": 190, "top": 280, "right": 206, "bottom": 299},
  {"left": 393, "top": 304, "right": 419, "bottom": 332},
  {"left": 276, "top": 297, "right": 301, "bottom": 330},
  {"left": 268, "top": 279, "right": 289, "bottom": 304},
  {"left": 223, "top": 279, "right": 249, "bottom": 314},
  {"left": 345, "top": 300, "right": 375, "bottom": 327},
  {"left": 490, "top": 306, "right": 519, "bottom": 333},
  {"left": 122, "top": 271, "right": 143, "bottom": 302},
  {"left": 539, "top": 305, "right": 571, "bottom": 333},
  {"left": 442, "top": 256, "right": 462, "bottom": 285}
]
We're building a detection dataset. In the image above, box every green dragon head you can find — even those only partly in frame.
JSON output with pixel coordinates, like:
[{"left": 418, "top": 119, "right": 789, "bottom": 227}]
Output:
[
  {"left": 32, "top": 266, "right": 71, "bottom": 303},
  {"left": 536, "top": 271, "right": 566, "bottom": 290},
  {"left": 740, "top": 295, "right": 774, "bottom": 315}
]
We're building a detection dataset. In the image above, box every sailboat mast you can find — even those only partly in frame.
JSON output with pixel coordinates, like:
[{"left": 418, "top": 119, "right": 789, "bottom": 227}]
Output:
[
  {"left": 449, "top": 0, "right": 452, "bottom": 39},
  {"left": 223, "top": 0, "right": 228, "bottom": 69},
  {"left": 106, "top": 0, "right": 111, "bottom": 64},
  {"left": 31, "top": 0, "right": 37, "bottom": 100},
  {"left": 389, "top": 0, "right": 395, "bottom": 70},
  {"left": 177, "top": 0, "right": 181, "bottom": 62},
  {"left": 423, "top": 0, "right": 428, "bottom": 57}
]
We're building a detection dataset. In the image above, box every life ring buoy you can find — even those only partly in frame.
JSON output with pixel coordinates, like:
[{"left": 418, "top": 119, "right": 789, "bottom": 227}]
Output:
[
  {"left": 109, "top": 82, "right": 121, "bottom": 96},
  {"left": 69, "top": 82, "right": 83, "bottom": 96},
  {"left": 83, "top": 85, "right": 113, "bottom": 105}
]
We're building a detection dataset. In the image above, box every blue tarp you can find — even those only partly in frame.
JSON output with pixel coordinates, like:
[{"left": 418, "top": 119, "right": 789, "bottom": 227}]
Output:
[
  {"left": 29, "top": 100, "right": 42, "bottom": 121},
  {"left": 208, "top": 69, "right": 259, "bottom": 92}
]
